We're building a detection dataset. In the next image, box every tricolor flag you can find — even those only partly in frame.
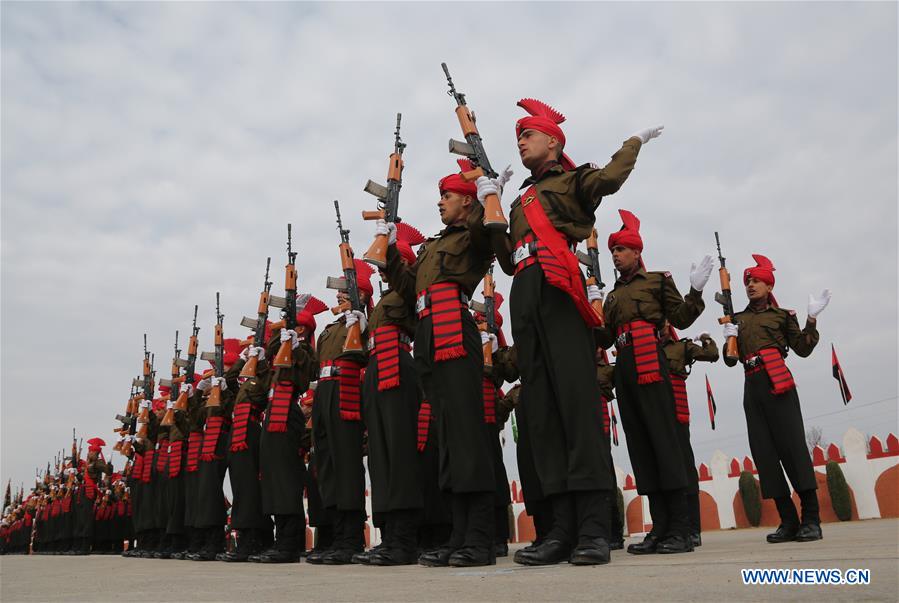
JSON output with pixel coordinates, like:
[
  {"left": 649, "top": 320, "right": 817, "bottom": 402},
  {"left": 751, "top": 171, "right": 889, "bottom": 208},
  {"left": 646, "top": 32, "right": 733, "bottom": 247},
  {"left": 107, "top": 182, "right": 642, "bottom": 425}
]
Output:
[
  {"left": 610, "top": 401, "right": 619, "bottom": 446},
  {"left": 832, "top": 344, "right": 852, "bottom": 405},
  {"left": 705, "top": 375, "right": 717, "bottom": 430}
]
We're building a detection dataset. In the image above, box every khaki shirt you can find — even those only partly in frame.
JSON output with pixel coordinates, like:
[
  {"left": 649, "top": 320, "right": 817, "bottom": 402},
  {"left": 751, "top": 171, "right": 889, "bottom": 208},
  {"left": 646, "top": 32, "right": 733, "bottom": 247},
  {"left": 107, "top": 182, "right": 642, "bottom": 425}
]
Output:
[
  {"left": 597, "top": 268, "right": 705, "bottom": 348},
  {"left": 661, "top": 337, "right": 719, "bottom": 378},
  {"left": 507, "top": 138, "right": 642, "bottom": 244},
  {"left": 385, "top": 204, "right": 493, "bottom": 299},
  {"left": 316, "top": 319, "right": 368, "bottom": 365},
  {"left": 367, "top": 289, "right": 415, "bottom": 336},
  {"left": 723, "top": 305, "right": 819, "bottom": 366},
  {"left": 597, "top": 362, "right": 615, "bottom": 401}
]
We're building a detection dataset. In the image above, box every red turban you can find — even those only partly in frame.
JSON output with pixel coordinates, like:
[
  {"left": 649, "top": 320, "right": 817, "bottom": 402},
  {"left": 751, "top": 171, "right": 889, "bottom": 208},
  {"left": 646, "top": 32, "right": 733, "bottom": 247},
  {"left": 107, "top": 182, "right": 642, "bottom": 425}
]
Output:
[
  {"left": 222, "top": 338, "right": 242, "bottom": 366},
  {"left": 438, "top": 159, "right": 478, "bottom": 197},
  {"left": 515, "top": 98, "right": 576, "bottom": 171},
  {"left": 87, "top": 438, "right": 106, "bottom": 453},
  {"left": 353, "top": 259, "right": 375, "bottom": 299},
  {"left": 296, "top": 295, "right": 329, "bottom": 334},
  {"left": 158, "top": 384, "right": 171, "bottom": 397},
  {"left": 396, "top": 222, "right": 425, "bottom": 265},
  {"left": 152, "top": 398, "right": 166, "bottom": 413},
  {"left": 608, "top": 209, "right": 644, "bottom": 252},
  {"left": 743, "top": 254, "right": 778, "bottom": 307}
]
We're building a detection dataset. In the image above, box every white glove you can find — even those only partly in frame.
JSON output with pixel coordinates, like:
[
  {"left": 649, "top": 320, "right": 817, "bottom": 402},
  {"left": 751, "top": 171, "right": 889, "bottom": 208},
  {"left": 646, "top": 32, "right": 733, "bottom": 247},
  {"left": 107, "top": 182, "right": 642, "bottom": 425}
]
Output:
[
  {"left": 211, "top": 376, "right": 227, "bottom": 392},
  {"left": 182, "top": 383, "right": 194, "bottom": 397},
  {"left": 196, "top": 378, "right": 212, "bottom": 393},
  {"left": 239, "top": 346, "right": 249, "bottom": 361},
  {"left": 495, "top": 164, "right": 514, "bottom": 190},
  {"left": 139, "top": 399, "right": 151, "bottom": 410},
  {"left": 248, "top": 346, "right": 265, "bottom": 360},
  {"left": 344, "top": 310, "right": 368, "bottom": 333},
  {"left": 165, "top": 399, "right": 174, "bottom": 410},
  {"left": 65, "top": 468, "right": 77, "bottom": 476},
  {"left": 807, "top": 289, "right": 831, "bottom": 318},
  {"left": 480, "top": 331, "right": 499, "bottom": 353},
  {"left": 631, "top": 125, "right": 664, "bottom": 145},
  {"left": 475, "top": 176, "right": 500, "bottom": 206},
  {"left": 280, "top": 328, "right": 300, "bottom": 350},
  {"left": 586, "top": 284, "right": 603, "bottom": 302},
  {"left": 722, "top": 323, "right": 738, "bottom": 339},
  {"left": 692, "top": 331, "right": 711, "bottom": 342},
  {"left": 689, "top": 255, "right": 714, "bottom": 291},
  {"left": 375, "top": 219, "right": 397, "bottom": 245}
]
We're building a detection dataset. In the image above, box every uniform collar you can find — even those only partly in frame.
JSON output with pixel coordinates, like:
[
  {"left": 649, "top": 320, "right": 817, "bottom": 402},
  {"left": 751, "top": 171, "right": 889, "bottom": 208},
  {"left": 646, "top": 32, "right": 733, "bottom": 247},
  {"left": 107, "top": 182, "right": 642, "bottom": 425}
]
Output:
[
  {"left": 520, "top": 161, "right": 564, "bottom": 189},
  {"left": 615, "top": 267, "right": 649, "bottom": 286},
  {"left": 743, "top": 303, "right": 775, "bottom": 314}
]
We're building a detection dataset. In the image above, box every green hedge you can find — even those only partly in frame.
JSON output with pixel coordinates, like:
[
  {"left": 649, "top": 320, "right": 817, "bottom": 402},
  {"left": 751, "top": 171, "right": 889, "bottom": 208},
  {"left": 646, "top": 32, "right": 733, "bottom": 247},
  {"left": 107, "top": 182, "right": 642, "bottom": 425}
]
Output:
[
  {"left": 826, "top": 461, "right": 852, "bottom": 521},
  {"left": 739, "top": 471, "right": 762, "bottom": 527}
]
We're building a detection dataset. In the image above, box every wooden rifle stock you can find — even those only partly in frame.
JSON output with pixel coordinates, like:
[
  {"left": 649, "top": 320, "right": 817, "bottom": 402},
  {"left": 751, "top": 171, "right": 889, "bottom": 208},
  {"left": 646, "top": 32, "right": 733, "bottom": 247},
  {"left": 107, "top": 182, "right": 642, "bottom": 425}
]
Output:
[
  {"left": 338, "top": 241, "right": 364, "bottom": 353},
  {"left": 481, "top": 272, "right": 495, "bottom": 368},
  {"left": 585, "top": 229, "right": 606, "bottom": 326},
  {"left": 717, "top": 266, "right": 739, "bottom": 361},
  {"left": 273, "top": 337, "right": 294, "bottom": 368}
]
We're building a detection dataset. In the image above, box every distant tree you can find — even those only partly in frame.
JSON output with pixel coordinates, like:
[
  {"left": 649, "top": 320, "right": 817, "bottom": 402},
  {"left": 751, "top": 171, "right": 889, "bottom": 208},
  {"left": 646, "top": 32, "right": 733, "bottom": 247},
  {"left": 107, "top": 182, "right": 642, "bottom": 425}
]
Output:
[
  {"left": 826, "top": 461, "right": 852, "bottom": 521},
  {"left": 739, "top": 471, "right": 762, "bottom": 527},
  {"left": 805, "top": 425, "right": 824, "bottom": 454}
]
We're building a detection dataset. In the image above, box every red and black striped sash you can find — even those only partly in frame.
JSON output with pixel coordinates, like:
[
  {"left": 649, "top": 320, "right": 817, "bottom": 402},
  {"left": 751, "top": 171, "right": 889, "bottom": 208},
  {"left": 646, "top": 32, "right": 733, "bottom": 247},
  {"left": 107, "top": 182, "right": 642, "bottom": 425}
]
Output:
[
  {"left": 417, "top": 400, "right": 432, "bottom": 452},
  {"left": 116, "top": 500, "right": 126, "bottom": 517},
  {"left": 141, "top": 450, "right": 154, "bottom": 483},
  {"left": 132, "top": 453, "right": 144, "bottom": 480},
  {"left": 83, "top": 472, "right": 98, "bottom": 500},
  {"left": 155, "top": 438, "right": 170, "bottom": 473},
  {"left": 516, "top": 188, "right": 601, "bottom": 328},
  {"left": 186, "top": 430, "right": 202, "bottom": 472},
  {"left": 370, "top": 325, "right": 410, "bottom": 391},
  {"left": 417, "top": 282, "right": 467, "bottom": 361},
  {"left": 749, "top": 348, "right": 796, "bottom": 395},
  {"left": 617, "top": 320, "right": 662, "bottom": 384},
  {"left": 320, "top": 359, "right": 363, "bottom": 421},
  {"left": 200, "top": 416, "right": 229, "bottom": 461},
  {"left": 600, "top": 395, "right": 611, "bottom": 435},
  {"left": 266, "top": 380, "right": 294, "bottom": 433},
  {"left": 168, "top": 441, "right": 184, "bottom": 478},
  {"left": 482, "top": 377, "right": 497, "bottom": 424},
  {"left": 670, "top": 375, "right": 690, "bottom": 424},
  {"left": 230, "top": 403, "right": 262, "bottom": 451}
]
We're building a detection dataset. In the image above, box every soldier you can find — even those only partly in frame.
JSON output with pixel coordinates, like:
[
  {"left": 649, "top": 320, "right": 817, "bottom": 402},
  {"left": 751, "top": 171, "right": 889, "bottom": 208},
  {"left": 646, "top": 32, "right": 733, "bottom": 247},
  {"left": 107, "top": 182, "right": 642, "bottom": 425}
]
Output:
[
  {"left": 251, "top": 296, "right": 323, "bottom": 563},
  {"left": 659, "top": 323, "right": 719, "bottom": 547},
  {"left": 722, "top": 255, "right": 830, "bottom": 543},
  {"left": 595, "top": 350, "right": 624, "bottom": 550},
  {"left": 361, "top": 225, "right": 426, "bottom": 566},
  {"left": 187, "top": 338, "right": 242, "bottom": 561},
  {"left": 219, "top": 324, "right": 275, "bottom": 562},
  {"left": 172, "top": 372, "right": 207, "bottom": 560},
  {"left": 596, "top": 209, "right": 712, "bottom": 555},
  {"left": 493, "top": 98, "right": 663, "bottom": 566},
  {"left": 308, "top": 260, "right": 372, "bottom": 565},
  {"left": 377, "top": 159, "right": 502, "bottom": 567}
]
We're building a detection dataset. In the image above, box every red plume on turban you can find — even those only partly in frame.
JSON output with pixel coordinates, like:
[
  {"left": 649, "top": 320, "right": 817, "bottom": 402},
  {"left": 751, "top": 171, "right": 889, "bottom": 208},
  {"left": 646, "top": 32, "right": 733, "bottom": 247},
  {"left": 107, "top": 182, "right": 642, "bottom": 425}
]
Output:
[
  {"left": 222, "top": 338, "right": 242, "bottom": 366},
  {"left": 743, "top": 254, "right": 778, "bottom": 307},
  {"left": 395, "top": 222, "right": 425, "bottom": 265},
  {"left": 608, "top": 209, "right": 644, "bottom": 252},
  {"left": 87, "top": 438, "right": 106, "bottom": 453},
  {"left": 296, "top": 295, "right": 328, "bottom": 334},
  {"left": 353, "top": 259, "right": 375, "bottom": 298},
  {"left": 438, "top": 158, "right": 478, "bottom": 197},
  {"left": 515, "top": 98, "right": 576, "bottom": 171}
]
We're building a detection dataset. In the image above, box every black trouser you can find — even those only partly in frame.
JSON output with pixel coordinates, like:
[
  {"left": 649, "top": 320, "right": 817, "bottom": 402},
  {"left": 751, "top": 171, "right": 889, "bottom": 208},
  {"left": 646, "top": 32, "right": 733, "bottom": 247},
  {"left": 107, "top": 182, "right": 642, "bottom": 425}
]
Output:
[
  {"left": 227, "top": 421, "right": 269, "bottom": 532},
  {"left": 363, "top": 349, "right": 424, "bottom": 516},
  {"left": 417, "top": 417, "right": 452, "bottom": 549},
  {"left": 260, "top": 395, "right": 307, "bottom": 519},
  {"left": 513, "top": 405, "right": 550, "bottom": 538},
  {"left": 675, "top": 422, "right": 701, "bottom": 534},
  {"left": 743, "top": 371, "right": 816, "bottom": 499},
  {"left": 195, "top": 429, "right": 229, "bottom": 530},
  {"left": 414, "top": 311, "right": 495, "bottom": 547},
  {"left": 313, "top": 379, "right": 365, "bottom": 512},
  {"left": 305, "top": 461, "right": 332, "bottom": 550},
  {"left": 272, "top": 514, "right": 305, "bottom": 553},
  {"left": 490, "top": 424, "right": 511, "bottom": 545},
  {"left": 602, "top": 433, "right": 623, "bottom": 541}
]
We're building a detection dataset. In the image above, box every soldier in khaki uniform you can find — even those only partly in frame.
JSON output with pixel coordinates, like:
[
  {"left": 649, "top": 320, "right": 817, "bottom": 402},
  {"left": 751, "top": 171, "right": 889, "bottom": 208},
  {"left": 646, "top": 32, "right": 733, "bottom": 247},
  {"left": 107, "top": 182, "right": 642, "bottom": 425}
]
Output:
[
  {"left": 595, "top": 350, "right": 624, "bottom": 549},
  {"left": 596, "top": 209, "right": 712, "bottom": 555},
  {"left": 722, "top": 255, "right": 830, "bottom": 543},
  {"left": 361, "top": 225, "right": 426, "bottom": 566},
  {"left": 308, "top": 261, "right": 372, "bottom": 565},
  {"left": 659, "top": 323, "right": 719, "bottom": 547},
  {"left": 492, "top": 98, "right": 663, "bottom": 566},
  {"left": 377, "top": 160, "right": 499, "bottom": 567}
]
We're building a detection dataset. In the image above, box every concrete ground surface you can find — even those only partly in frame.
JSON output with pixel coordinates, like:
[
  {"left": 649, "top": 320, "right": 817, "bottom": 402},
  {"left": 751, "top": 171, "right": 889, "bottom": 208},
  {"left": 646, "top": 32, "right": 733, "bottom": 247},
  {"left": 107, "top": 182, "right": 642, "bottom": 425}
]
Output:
[{"left": 1, "top": 519, "right": 897, "bottom": 602}]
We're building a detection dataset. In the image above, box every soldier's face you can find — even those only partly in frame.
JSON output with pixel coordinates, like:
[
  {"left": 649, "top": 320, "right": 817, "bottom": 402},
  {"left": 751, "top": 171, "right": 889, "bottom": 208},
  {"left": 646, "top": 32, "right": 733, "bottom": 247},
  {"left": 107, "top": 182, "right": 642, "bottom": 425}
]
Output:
[
  {"left": 611, "top": 245, "right": 641, "bottom": 273},
  {"left": 745, "top": 277, "right": 773, "bottom": 302},
  {"left": 518, "top": 129, "right": 560, "bottom": 170},
  {"left": 438, "top": 191, "right": 472, "bottom": 225}
]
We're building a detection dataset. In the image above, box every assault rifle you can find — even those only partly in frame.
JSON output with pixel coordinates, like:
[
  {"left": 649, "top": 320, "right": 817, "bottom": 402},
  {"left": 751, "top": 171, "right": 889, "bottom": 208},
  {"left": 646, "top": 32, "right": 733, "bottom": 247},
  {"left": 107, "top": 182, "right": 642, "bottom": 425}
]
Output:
[
  {"left": 441, "top": 62, "right": 506, "bottom": 230},
  {"left": 240, "top": 257, "right": 272, "bottom": 379},
  {"left": 173, "top": 306, "right": 200, "bottom": 413},
  {"left": 470, "top": 266, "right": 496, "bottom": 367},
  {"left": 713, "top": 232, "right": 739, "bottom": 362},
  {"left": 362, "top": 113, "right": 406, "bottom": 269},
  {"left": 160, "top": 330, "right": 180, "bottom": 426},
  {"left": 329, "top": 200, "right": 364, "bottom": 353},
  {"left": 576, "top": 228, "right": 606, "bottom": 325},
  {"left": 273, "top": 225, "right": 298, "bottom": 368},
  {"left": 202, "top": 293, "right": 225, "bottom": 408}
]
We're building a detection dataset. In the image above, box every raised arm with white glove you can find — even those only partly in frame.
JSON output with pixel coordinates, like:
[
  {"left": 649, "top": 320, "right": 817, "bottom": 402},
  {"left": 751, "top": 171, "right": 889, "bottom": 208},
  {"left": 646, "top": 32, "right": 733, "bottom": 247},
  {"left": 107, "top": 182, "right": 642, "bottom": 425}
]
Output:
[
  {"left": 280, "top": 328, "right": 300, "bottom": 350},
  {"left": 247, "top": 346, "right": 265, "bottom": 360},
  {"left": 475, "top": 164, "right": 513, "bottom": 206},
  {"left": 722, "top": 323, "right": 738, "bottom": 340},
  {"left": 807, "top": 289, "right": 831, "bottom": 319},
  {"left": 196, "top": 378, "right": 212, "bottom": 393},
  {"left": 630, "top": 125, "right": 665, "bottom": 145},
  {"left": 689, "top": 255, "right": 714, "bottom": 291},
  {"left": 344, "top": 310, "right": 368, "bottom": 334},
  {"left": 480, "top": 331, "right": 499, "bottom": 354},
  {"left": 210, "top": 376, "right": 227, "bottom": 392},
  {"left": 375, "top": 219, "right": 397, "bottom": 245},
  {"left": 586, "top": 284, "right": 603, "bottom": 302}
]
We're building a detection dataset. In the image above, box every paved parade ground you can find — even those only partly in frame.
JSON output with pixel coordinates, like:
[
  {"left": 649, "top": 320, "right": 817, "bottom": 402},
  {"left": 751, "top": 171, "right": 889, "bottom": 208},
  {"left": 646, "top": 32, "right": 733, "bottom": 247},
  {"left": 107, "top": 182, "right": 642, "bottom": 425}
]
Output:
[{"left": 1, "top": 519, "right": 897, "bottom": 602}]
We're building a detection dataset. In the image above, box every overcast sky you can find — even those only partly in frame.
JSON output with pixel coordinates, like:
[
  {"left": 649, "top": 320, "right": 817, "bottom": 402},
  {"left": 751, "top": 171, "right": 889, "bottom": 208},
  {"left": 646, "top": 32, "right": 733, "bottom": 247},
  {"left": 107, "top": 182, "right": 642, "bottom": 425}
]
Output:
[{"left": 2, "top": 2, "right": 896, "bottom": 495}]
